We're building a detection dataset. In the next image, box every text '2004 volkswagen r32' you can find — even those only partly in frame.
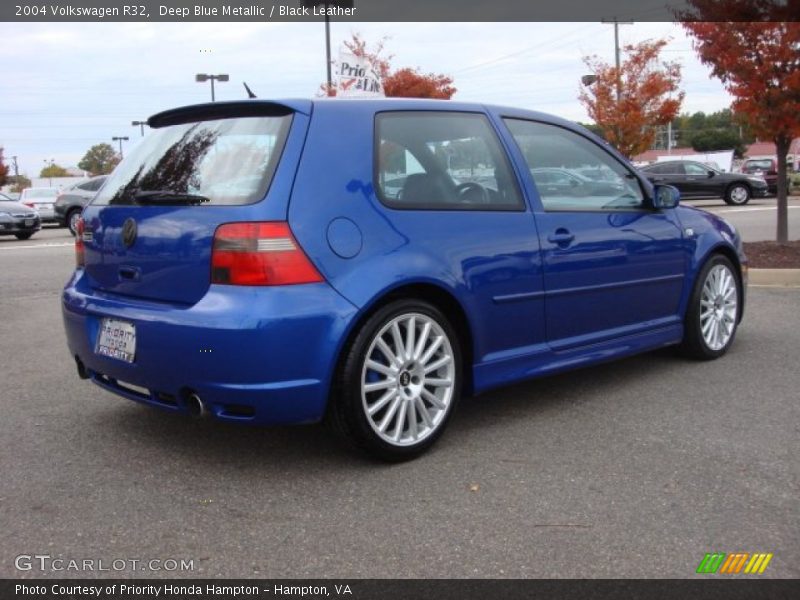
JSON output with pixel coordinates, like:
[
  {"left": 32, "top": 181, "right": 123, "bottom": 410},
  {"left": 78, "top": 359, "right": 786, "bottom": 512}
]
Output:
[{"left": 62, "top": 99, "right": 746, "bottom": 461}]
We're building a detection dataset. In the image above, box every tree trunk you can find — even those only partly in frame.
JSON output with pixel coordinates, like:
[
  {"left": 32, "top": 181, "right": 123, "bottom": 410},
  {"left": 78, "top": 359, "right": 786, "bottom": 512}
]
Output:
[{"left": 775, "top": 135, "right": 790, "bottom": 244}]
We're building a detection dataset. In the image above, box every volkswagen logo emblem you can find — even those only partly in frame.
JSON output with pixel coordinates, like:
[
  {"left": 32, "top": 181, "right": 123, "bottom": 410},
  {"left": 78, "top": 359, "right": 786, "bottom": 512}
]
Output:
[{"left": 121, "top": 218, "right": 137, "bottom": 248}]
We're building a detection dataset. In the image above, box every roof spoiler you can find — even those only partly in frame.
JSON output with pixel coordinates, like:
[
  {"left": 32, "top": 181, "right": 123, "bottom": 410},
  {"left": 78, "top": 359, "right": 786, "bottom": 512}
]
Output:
[{"left": 148, "top": 100, "right": 310, "bottom": 128}]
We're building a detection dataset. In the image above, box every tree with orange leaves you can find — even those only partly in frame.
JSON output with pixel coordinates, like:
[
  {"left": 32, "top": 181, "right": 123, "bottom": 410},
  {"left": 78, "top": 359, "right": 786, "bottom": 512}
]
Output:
[
  {"left": 680, "top": 1, "right": 800, "bottom": 243},
  {"left": 322, "top": 33, "right": 456, "bottom": 99},
  {"left": 578, "top": 38, "right": 684, "bottom": 159}
]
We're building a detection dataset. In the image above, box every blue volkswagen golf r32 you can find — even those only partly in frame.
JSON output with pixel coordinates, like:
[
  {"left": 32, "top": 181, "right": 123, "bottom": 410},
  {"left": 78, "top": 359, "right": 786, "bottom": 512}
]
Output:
[{"left": 62, "top": 99, "right": 746, "bottom": 460}]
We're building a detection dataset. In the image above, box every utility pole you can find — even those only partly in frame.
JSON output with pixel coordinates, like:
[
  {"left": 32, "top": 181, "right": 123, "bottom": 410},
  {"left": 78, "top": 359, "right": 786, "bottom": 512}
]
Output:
[
  {"left": 601, "top": 18, "right": 633, "bottom": 100},
  {"left": 10, "top": 155, "right": 19, "bottom": 180}
]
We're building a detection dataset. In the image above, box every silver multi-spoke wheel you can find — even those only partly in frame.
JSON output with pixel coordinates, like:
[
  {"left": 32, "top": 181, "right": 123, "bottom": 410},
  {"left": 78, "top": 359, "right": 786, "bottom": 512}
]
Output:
[
  {"left": 361, "top": 312, "right": 455, "bottom": 447},
  {"left": 699, "top": 264, "right": 738, "bottom": 351},
  {"left": 727, "top": 184, "right": 750, "bottom": 205}
]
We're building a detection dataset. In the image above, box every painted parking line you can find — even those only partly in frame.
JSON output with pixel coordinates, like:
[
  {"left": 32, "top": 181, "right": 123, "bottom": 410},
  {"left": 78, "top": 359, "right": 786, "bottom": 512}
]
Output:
[
  {"left": 713, "top": 206, "right": 800, "bottom": 213},
  {"left": 0, "top": 242, "right": 73, "bottom": 251}
]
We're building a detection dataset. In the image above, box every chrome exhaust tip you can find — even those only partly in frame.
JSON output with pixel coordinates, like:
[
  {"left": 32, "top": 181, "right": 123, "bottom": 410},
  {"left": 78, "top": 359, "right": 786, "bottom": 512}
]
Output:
[{"left": 186, "top": 393, "right": 207, "bottom": 419}]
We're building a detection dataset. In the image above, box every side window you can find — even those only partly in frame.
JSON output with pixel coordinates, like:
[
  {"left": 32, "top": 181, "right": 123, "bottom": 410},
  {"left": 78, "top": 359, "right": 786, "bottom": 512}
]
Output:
[
  {"left": 662, "top": 162, "right": 685, "bottom": 175},
  {"left": 645, "top": 163, "right": 666, "bottom": 175},
  {"left": 504, "top": 119, "right": 645, "bottom": 211},
  {"left": 684, "top": 162, "right": 708, "bottom": 176},
  {"left": 375, "top": 112, "right": 524, "bottom": 210},
  {"left": 77, "top": 182, "right": 93, "bottom": 191}
]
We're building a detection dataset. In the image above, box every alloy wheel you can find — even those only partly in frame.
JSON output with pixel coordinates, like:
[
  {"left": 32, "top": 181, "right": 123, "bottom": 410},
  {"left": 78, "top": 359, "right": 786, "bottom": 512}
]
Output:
[{"left": 360, "top": 312, "right": 455, "bottom": 447}]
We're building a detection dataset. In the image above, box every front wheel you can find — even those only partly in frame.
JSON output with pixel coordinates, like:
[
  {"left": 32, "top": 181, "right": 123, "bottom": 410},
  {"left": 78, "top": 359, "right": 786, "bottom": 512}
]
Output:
[
  {"left": 15, "top": 233, "right": 33, "bottom": 240},
  {"left": 328, "top": 299, "right": 462, "bottom": 461},
  {"left": 680, "top": 255, "right": 740, "bottom": 360},
  {"left": 724, "top": 183, "right": 750, "bottom": 205}
]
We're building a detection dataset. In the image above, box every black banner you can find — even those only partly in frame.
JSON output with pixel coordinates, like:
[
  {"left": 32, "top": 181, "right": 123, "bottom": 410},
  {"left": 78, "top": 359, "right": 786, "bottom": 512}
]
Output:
[
  {"left": 3, "top": 579, "right": 800, "bottom": 600},
  {"left": 2, "top": 0, "right": 797, "bottom": 23}
]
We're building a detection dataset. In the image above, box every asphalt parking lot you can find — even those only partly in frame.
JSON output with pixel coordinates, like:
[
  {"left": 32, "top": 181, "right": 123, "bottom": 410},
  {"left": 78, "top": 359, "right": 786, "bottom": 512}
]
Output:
[{"left": 1, "top": 224, "right": 798, "bottom": 579}]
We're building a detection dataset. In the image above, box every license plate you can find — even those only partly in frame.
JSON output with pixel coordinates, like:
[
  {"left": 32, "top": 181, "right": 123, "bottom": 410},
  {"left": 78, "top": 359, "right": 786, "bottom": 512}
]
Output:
[
  {"left": 24, "top": 219, "right": 34, "bottom": 227},
  {"left": 96, "top": 319, "right": 137, "bottom": 363}
]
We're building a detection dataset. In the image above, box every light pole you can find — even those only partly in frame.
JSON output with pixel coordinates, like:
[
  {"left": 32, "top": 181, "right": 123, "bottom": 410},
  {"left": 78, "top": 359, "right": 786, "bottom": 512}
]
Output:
[
  {"left": 195, "top": 73, "right": 229, "bottom": 102},
  {"left": 112, "top": 136, "right": 129, "bottom": 159},
  {"left": 601, "top": 17, "right": 633, "bottom": 100},
  {"left": 301, "top": 1, "right": 355, "bottom": 95},
  {"left": 131, "top": 120, "right": 147, "bottom": 137},
  {"left": 43, "top": 159, "right": 54, "bottom": 186}
]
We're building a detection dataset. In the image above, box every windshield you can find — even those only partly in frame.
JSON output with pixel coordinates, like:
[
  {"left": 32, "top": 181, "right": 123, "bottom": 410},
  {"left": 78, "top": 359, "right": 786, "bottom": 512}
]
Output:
[{"left": 93, "top": 115, "right": 292, "bottom": 206}]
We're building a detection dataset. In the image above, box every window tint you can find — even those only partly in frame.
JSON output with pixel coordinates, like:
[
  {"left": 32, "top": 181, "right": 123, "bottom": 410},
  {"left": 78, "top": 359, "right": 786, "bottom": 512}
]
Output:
[
  {"left": 660, "top": 162, "right": 685, "bottom": 175},
  {"left": 93, "top": 116, "right": 292, "bottom": 206},
  {"left": 504, "top": 119, "right": 644, "bottom": 211},
  {"left": 376, "top": 112, "right": 524, "bottom": 210}
]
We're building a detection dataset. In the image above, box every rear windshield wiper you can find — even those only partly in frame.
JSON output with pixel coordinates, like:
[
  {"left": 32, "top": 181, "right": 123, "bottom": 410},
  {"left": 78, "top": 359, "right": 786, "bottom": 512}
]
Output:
[{"left": 132, "top": 190, "right": 211, "bottom": 206}]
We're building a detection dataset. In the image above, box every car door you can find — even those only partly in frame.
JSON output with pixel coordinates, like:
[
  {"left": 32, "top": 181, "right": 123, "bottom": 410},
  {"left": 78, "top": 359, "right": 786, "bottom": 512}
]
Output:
[
  {"left": 501, "top": 119, "right": 686, "bottom": 350},
  {"left": 682, "top": 161, "right": 718, "bottom": 196},
  {"left": 647, "top": 162, "right": 694, "bottom": 195}
]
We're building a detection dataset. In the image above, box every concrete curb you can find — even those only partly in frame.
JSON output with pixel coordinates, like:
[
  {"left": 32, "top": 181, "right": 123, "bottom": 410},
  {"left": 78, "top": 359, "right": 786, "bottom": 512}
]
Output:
[{"left": 749, "top": 268, "right": 800, "bottom": 287}]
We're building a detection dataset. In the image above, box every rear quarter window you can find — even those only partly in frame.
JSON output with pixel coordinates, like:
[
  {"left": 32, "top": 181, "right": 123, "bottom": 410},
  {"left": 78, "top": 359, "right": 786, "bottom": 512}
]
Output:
[{"left": 92, "top": 115, "right": 292, "bottom": 206}]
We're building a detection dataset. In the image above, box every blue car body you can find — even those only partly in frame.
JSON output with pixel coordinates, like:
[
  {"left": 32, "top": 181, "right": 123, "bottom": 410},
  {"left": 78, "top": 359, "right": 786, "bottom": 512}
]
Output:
[{"left": 62, "top": 98, "right": 746, "bottom": 427}]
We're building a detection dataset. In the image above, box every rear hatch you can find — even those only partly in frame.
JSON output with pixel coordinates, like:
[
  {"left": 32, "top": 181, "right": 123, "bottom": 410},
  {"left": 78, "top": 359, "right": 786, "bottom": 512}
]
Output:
[{"left": 79, "top": 100, "right": 311, "bottom": 305}]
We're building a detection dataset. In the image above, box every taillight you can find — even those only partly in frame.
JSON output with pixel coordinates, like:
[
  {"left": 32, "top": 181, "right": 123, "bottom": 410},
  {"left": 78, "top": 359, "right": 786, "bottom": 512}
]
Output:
[
  {"left": 75, "top": 217, "right": 85, "bottom": 267},
  {"left": 211, "top": 222, "right": 323, "bottom": 286},
  {"left": 23, "top": 202, "right": 35, "bottom": 208}
]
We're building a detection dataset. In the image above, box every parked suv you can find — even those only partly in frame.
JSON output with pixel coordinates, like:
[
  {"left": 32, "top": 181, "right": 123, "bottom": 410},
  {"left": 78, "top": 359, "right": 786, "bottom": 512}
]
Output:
[
  {"left": 55, "top": 175, "right": 107, "bottom": 235},
  {"left": 741, "top": 158, "right": 779, "bottom": 195},
  {"left": 62, "top": 99, "right": 746, "bottom": 460}
]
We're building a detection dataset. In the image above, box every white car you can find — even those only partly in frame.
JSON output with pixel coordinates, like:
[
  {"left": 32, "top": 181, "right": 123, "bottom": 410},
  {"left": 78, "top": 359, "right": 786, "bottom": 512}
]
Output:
[{"left": 20, "top": 187, "right": 59, "bottom": 223}]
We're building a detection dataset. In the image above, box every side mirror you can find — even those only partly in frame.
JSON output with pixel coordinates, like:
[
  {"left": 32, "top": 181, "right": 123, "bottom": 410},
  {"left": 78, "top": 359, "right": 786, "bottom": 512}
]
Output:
[
  {"left": 653, "top": 184, "right": 680, "bottom": 209},
  {"left": 707, "top": 170, "right": 715, "bottom": 178}
]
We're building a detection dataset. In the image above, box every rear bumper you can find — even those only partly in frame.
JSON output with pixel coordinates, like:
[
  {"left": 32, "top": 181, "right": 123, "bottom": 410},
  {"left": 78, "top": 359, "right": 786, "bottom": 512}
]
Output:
[
  {"left": 62, "top": 270, "right": 358, "bottom": 425},
  {"left": 0, "top": 218, "right": 41, "bottom": 235}
]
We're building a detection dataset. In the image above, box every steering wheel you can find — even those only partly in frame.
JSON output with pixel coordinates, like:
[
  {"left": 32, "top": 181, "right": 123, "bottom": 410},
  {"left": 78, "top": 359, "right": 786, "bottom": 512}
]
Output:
[{"left": 455, "top": 182, "right": 490, "bottom": 204}]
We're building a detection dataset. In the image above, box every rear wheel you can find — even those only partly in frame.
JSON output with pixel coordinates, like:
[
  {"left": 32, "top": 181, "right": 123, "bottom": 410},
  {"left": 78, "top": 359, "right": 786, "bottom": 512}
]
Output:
[
  {"left": 680, "top": 255, "right": 740, "bottom": 360},
  {"left": 14, "top": 233, "right": 33, "bottom": 240},
  {"left": 328, "top": 299, "right": 462, "bottom": 461},
  {"left": 724, "top": 183, "right": 750, "bottom": 206},
  {"left": 67, "top": 209, "right": 82, "bottom": 236}
]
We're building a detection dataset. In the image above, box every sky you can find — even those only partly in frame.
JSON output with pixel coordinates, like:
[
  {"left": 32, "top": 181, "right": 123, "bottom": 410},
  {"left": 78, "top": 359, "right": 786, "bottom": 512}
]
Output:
[{"left": 0, "top": 21, "right": 733, "bottom": 178}]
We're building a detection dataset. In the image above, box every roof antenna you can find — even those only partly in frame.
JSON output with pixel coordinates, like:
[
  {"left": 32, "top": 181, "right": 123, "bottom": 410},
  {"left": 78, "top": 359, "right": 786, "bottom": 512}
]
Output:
[{"left": 243, "top": 82, "right": 257, "bottom": 99}]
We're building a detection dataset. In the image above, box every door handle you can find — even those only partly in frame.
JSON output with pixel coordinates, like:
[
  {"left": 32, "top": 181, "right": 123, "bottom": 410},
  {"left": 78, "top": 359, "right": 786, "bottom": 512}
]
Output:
[{"left": 547, "top": 229, "right": 575, "bottom": 245}]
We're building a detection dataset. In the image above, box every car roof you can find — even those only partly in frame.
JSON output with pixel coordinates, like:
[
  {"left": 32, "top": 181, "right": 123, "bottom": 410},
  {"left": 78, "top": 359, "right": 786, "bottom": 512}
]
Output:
[{"left": 149, "top": 98, "right": 584, "bottom": 133}]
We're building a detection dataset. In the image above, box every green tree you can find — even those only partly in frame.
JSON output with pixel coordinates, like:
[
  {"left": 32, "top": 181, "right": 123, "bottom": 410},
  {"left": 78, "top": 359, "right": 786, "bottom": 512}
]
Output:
[
  {"left": 690, "top": 130, "right": 746, "bottom": 157},
  {"left": 78, "top": 143, "right": 120, "bottom": 175},
  {"left": 40, "top": 163, "right": 68, "bottom": 178},
  {"left": 8, "top": 174, "right": 31, "bottom": 193}
]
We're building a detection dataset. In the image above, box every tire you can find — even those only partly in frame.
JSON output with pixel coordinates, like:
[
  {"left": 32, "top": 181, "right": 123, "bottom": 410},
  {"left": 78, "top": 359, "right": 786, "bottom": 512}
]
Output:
[
  {"left": 14, "top": 233, "right": 33, "bottom": 240},
  {"left": 66, "top": 208, "right": 82, "bottom": 236},
  {"left": 724, "top": 183, "right": 751, "bottom": 206},
  {"left": 327, "top": 299, "right": 462, "bottom": 461},
  {"left": 680, "top": 255, "right": 740, "bottom": 360}
]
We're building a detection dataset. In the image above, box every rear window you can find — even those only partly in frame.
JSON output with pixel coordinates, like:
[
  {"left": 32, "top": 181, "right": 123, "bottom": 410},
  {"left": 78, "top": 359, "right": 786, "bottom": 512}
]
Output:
[
  {"left": 93, "top": 115, "right": 292, "bottom": 206},
  {"left": 744, "top": 159, "right": 773, "bottom": 170}
]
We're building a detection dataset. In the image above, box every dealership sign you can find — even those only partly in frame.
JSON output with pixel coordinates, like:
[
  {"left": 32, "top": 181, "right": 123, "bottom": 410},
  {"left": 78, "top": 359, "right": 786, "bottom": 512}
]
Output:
[{"left": 336, "top": 50, "right": 384, "bottom": 97}]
